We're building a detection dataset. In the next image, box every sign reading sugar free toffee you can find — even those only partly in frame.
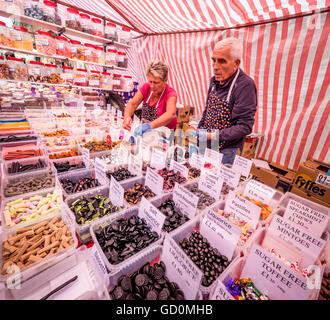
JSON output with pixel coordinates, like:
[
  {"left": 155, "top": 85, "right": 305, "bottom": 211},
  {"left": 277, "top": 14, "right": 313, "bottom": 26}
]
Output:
[
  {"left": 225, "top": 191, "right": 261, "bottom": 230},
  {"left": 283, "top": 199, "right": 329, "bottom": 238},
  {"left": 173, "top": 183, "right": 199, "bottom": 219},
  {"left": 241, "top": 244, "right": 317, "bottom": 300},
  {"left": 145, "top": 167, "right": 164, "bottom": 195},
  {"left": 161, "top": 235, "right": 203, "bottom": 300}
]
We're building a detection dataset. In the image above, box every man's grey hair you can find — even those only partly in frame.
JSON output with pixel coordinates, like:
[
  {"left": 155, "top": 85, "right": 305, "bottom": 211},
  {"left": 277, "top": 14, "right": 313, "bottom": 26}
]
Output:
[
  {"left": 214, "top": 37, "right": 243, "bottom": 61},
  {"left": 146, "top": 60, "right": 168, "bottom": 81}
]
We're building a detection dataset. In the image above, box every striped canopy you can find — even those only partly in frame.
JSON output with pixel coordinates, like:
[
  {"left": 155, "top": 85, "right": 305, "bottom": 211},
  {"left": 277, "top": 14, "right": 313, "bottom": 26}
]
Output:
[{"left": 60, "top": 1, "right": 329, "bottom": 170}]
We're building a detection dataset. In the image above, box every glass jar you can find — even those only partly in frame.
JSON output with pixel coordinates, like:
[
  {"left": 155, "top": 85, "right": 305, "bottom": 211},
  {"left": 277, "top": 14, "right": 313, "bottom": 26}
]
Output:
[
  {"left": 80, "top": 13, "right": 92, "bottom": 34},
  {"left": 35, "top": 30, "right": 56, "bottom": 55},
  {"left": 94, "top": 46, "right": 104, "bottom": 65},
  {"left": 61, "top": 66, "right": 74, "bottom": 85},
  {"left": 10, "top": 26, "right": 33, "bottom": 51},
  {"left": 55, "top": 36, "right": 70, "bottom": 58},
  {"left": 119, "top": 27, "right": 131, "bottom": 46},
  {"left": 65, "top": 8, "right": 82, "bottom": 31},
  {"left": 105, "top": 22, "right": 118, "bottom": 41},
  {"left": 0, "top": 21, "right": 13, "bottom": 47},
  {"left": 117, "top": 51, "right": 128, "bottom": 68},
  {"left": 7, "top": 57, "right": 28, "bottom": 81},
  {"left": 28, "top": 61, "right": 45, "bottom": 82},
  {"left": 112, "top": 74, "right": 122, "bottom": 90},
  {"left": 44, "top": 64, "right": 61, "bottom": 84},
  {"left": 123, "top": 75, "right": 133, "bottom": 92},
  {"left": 106, "top": 49, "right": 117, "bottom": 66},
  {"left": 43, "top": 0, "right": 61, "bottom": 25},
  {"left": 101, "top": 72, "right": 112, "bottom": 90},
  {"left": 24, "top": 0, "right": 44, "bottom": 20},
  {"left": 88, "top": 71, "right": 101, "bottom": 88},
  {"left": 70, "top": 39, "right": 84, "bottom": 61},
  {"left": 0, "top": 56, "right": 9, "bottom": 80},
  {"left": 74, "top": 68, "right": 88, "bottom": 86},
  {"left": 91, "top": 18, "right": 104, "bottom": 38},
  {"left": 84, "top": 43, "right": 95, "bottom": 62}
]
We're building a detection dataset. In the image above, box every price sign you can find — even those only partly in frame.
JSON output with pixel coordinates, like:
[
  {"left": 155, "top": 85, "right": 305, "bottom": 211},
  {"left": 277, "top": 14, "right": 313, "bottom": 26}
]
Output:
[
  {"left": 201, "top": 209, "right": 241, "bottom": 261},
  {"left": 145, "top": 167, "right": 164, "bottom": 195},
  {"left": 161, "top": 235, "right": 203, "bottom": 300},
  {"left": 204, "top": 148, "right": 223, "bottom": 169},
  {"left": 81, "top": 147, "right": 90, "bottom": 169},
  {"left": 138, "top": 196, "right": 166, "bottom": 235},
  {"left": 173, "top": 183, "right": 199, "bottom": 219},
  {"left": 189, "top": 152, "right": 205, "bottom": 170},
  {"left": 94, "top": 158, "right": 108, "bottom": 185},
  {"left": 117, "top": 110, "right": 123, "bottom": 119},
  {"left": 198, "top": 170, "right": 224, "bottom": 200},
  {"left": 232, "top": 155, "right": 253, "bottom": 178},
  {"left": 109, "top": 176, "right": 124, "bottom": 207},
  {"left": 217, "top": 165, "right": 240, "bottom": 188},
  {"left": 210, "top": 280, "right": 235, "bottom": 300},
  {"left": 243, "top": 180, "right": 276, "bottom": 206},
  {"left": 128, "top": 153, "right": 143, "bottom": 177},
  {"left": 170, "top": 159, "right": 189, "bottom": 179},
  {"left": 150, "top": 148, "right": 167, "bottom": 170}
]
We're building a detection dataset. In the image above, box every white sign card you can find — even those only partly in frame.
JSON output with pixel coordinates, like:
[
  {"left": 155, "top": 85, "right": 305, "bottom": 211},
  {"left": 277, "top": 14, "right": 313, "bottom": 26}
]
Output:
[
  {"left": 225, "top": 191, "right": 261, "bottom": 230},
  {"left": 128, "top": 153, "right": 143, "bottom": 177},
  {"left": 241, "top": 244, "right": 317, "bottom": 300},
  {"left": 150, "top": 148, "right": 167, "bottom": 170},
  {"left": 173, "top": 183, "right": 199, "bottom": 219},
  {"left": 145, "top": 167, "right": 164, "bottom": 195},
  {"left": 198, "top": 170, "right": 224, "bottom": 200},
  {"left": 81, "top": 147, "right": 90, "bottom": 169},
  {"left": 117, "top": 110, "right": 123, "bottom": 119},
  {"left": 217, "top": 165, "right": 240, "bottom": 188},
  {"left": 204, "top": 148, "right": 223, "bottom": 169},
  {"left": 210, "top": 280, "right": 235, "bottom": 300},
  {"left": 170, "top": 159, "right": 189, "bottom": 179},
  {"left": 189, "top": 152, "right": 205, "bottom": 170},
  {"left": 283, "top": 199, "right": 329, "bottom": 238},
  {"left": 94, "top": 158, "right": 108, "bottom": 185},
  {"left": 201, "top": 209, "right": 241, "bottom": 261},
  {"left": 232, "top": 155, "right": 253, "bottom": 178},
  {"left": 161, "top": 235, "right": 203, "bottom": 300},
  {"left": 109, "top": 176, "right": 124, "bottom": 207},
  {"left": 138, "top": 196, "right": 166, "bottom": 235},
  {"left": 243, "top": 180, "right": 276, "bottom": 206},
  {"left": 267, "top": 214, "right": 326, "bottom": 268}
]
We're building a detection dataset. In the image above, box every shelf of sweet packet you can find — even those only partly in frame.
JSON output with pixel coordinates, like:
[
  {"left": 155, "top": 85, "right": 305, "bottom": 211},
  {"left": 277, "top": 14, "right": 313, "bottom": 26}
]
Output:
[
  {"left": 0, "top": 9, "right": 132, "bottom": 49},
  {"left": 0, "top": 45, "right": 128, "bottom": 72}
]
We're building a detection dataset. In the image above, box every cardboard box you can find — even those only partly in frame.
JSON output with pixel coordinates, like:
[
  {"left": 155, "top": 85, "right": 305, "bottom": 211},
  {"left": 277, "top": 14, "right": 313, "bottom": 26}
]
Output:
[
  {"left": 292, "top": 159, "right": 330, "bottom": 204},
  {"left": 239, "top": 136, "right": 259, "bottom": 159},
  {"left": 176, "top": 105, "right": 193, "bottom": 123},
  {"left": 290, "top": 185, "right": 330, "bottom": 208},
  {"left": 250, "top": 160, "right": 296, "bottom": 193}
]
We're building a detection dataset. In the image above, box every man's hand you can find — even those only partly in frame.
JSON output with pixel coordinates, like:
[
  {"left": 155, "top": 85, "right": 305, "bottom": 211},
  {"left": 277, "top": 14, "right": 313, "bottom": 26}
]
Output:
[{"left": 122, "top": 117, "right": 132, "bottom": 130}]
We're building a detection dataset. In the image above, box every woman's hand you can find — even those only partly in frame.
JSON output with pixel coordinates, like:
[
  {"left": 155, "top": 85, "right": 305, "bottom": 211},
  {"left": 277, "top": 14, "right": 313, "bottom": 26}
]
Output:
[{"left": 122, "top": 117, "right": 132, "bottom": 130}]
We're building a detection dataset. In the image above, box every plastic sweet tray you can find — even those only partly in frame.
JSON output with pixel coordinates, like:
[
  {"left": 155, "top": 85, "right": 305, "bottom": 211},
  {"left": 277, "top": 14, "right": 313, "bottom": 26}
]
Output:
[{"left": 3, "top": 156, "right": 50, "bottom": 177}]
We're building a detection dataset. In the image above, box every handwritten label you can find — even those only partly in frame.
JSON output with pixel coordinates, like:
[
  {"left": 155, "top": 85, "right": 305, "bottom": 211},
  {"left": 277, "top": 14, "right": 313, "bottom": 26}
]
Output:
[
  {"left": 173, "top": 183, "right": 199, "bottom": 219},
  {"left": 91, "top": 245, "right": 108, "bottom": 275},
  {"left": 189, "top": 152, "right": 205, "bottom": 170},
  {"left": 150, "top": 148, "right": 167, "bottom": 170},
  {"left": 161, "top": 235, "right": 203, "bottom": 300},
  {"left": 117, "top": 117, "right": 123, "bottom": 127},
  {"left": 210, "top": 280, "right": 235, "bottom": 300},
  {"left": 241, "top": 244, "right": 316, "bottom": 300},
  {"left": 198, "top": 170, "right": 224, "bottom": 200},
  {"left": 170, "top": 159, "right": 189, "bottom": 179},
  {"left": 243, "top": 180, "right": 276, "bottom": 206},
  {"left": 204, "top": 148, "right": 223, "bottom": 169},
  {"left": 283, "top": 199, "right": 329, "bottom": 238},
  {"left": 128, "top": 153, "right": 142, "bottom": 177},
  {"left": 117, "top": 110, "right": 123, "bottom": 119},
  {"left": 145, "top": 167, "right": 164, "bottom": 195},
  {"left": 117, "top": 145, "right": 129, "bottom": 165},
  {"left": 94, "top": 158, "right": 108, "bottom": 185},
  {"left": 138, "top": 196, "right": 166, "bottom": 235},
  {"left": 201, "top": 209, "right": 240, "bottom": 260},
  {"left": 81, "top": 147, "right": 90, "bottom": 169},
  {"left": 218, "top": 165, "right": 240, "bottom": 188},
  {"left": 225, "top": 191, "right": 261, "bottom": 229},
  {"left": 109, "top": 176, "right": 124, "bottom": 207},
  {"left": 232, "top": 155, "right": 252, "bottom": 178},
  {"left": 316, "top": 173, "right": 330, "bottom": 188}
]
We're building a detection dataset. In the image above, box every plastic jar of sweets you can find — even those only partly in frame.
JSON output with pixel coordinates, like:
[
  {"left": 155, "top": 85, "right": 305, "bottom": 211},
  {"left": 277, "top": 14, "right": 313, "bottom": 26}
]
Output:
[
  {"left": 28, "top": 61, "right": 45, "bottom": 82},
  {"left": 55, "top": 36, "right": 70, "bottom": 58},
  {"left": 7, "top": 57, "right": 28, "bottom": 81},
  {"left": 66, "top": 8, "right": 82, "bottom": 31},
  {"left": 112, "top": 74, "right": 122, "bottom": 90},
  {"left": 88, "top": 71, "right": 101, "bottom": 88},
  {"left": 0, "top": 21, "right": 13, "bottom": 47},
  {"left": 35, "top": 30, "right": 56, "bottom": 55},
  {"left": 106, "top": 49, "right": 117, "bottom": 66},
  {"left": 91, "top": 18, "right": 104, "bottom": 38},
  {"left": 101, "top": 72, "right": 112, "bottom": 90},
  {"left": 117, "top": 51, "right": 128, "bottom": 68},
  {"left": 80, "top": 13, "right": 92, "bottom": 34},
  {"left": 70, "top": 39, "right": 84, "bottom": 60},
  {"left": 105, "top": 22, "right": 118, "bottom": 41},
  {"left": 74, "top": 68, "right": 88, "bottom": 86},
  {"left": 94, "top": 46, "right": 105, "bottom": 65},
  {"left": 61, "top": 66, "right": 74, "bottom": 85},
  {"left": 10, "top": 26, "right": 33, "bottom": 51}
]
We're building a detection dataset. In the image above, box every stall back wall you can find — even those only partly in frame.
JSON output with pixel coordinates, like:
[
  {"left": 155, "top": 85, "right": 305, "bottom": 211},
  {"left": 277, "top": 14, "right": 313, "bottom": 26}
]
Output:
[{"left": 130, "top": 11, "right": 330, "bottom": 171}]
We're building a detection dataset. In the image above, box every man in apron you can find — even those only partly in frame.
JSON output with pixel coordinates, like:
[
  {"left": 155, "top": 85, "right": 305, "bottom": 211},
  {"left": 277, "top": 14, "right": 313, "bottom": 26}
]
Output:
[{"left": 196, "top": 37, "right": 257, "bottom": 165}]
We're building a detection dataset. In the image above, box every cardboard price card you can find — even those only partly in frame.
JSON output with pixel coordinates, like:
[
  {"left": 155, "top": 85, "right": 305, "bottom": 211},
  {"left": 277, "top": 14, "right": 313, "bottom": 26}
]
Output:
[
  {"left": 232, "top": 155, "right": 253, "bottom": 178},
  {"left": 128, "top": 153, "right": 143, "bottom": 177},
  {"left": 94, "top": 157, "right": 108, "bottom": 185},
  {"left": 138, "top": 196, "right": 166, "bottom": 236},
  {"left": 169, "top": 159, "right": 189, "bottom": 179},
  {"left": 283, "top": 199, "right": 329, "bottom": 238},
  {"left": 109, "top": 176, "right": 124, "bottom": 207},
  {"left": 173, "top": 183, "right": 199, "bottom": 219},
  {"left": 267, "top": 214, "right": 326, "bottom": 267},
  {"left": 201, "top": 209, "right": 241, "bottom": 261},
  {"left": 241, "top": 244, "right": 318, "bottom": 300},
  {"left": 225, "top": 191, "right": 261, "bottom": 230},
  {"left": 243, "top": 180, "right": 276, "bottom": 206},
  {"left": 210, "top": 280, "right": 235, "bottom": 300},
  {"left": 198, "top": 170, "right": 224, "bottom": 200},
  {"left": 81, "top": 147, "right": 90, "bottom": 169},
  {"left": 161, "top": 235, "right": 203, "bottom": 300},
  {"left": 204, "top": 148, "right": 223, "bottom": 169},
  {"left": 217, "top": 165, "right": 240, "bottom": 188},
  {"left": 150, "top": 148, "right": 167, "bottom": 170},
  {"left": 145, "top": 167, "right": 164, "bottom": 195}
]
